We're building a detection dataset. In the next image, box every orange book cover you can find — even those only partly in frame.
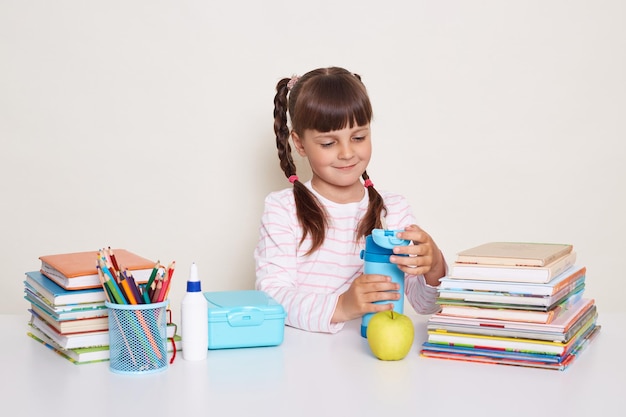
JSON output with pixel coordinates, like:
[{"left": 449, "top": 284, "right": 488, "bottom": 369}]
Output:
[{"left": 39, "top": 249, "right": 155, "bottom": 290}]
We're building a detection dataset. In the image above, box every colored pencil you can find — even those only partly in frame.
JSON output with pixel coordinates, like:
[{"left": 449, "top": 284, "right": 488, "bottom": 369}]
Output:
[
  {"left": 119, "top": 274, "right": 138, "bottom": 305},
  {"left": 96, "top": 264, "right": 112, "bottom": 303},
  {"left": 124, "top": 269, "right": 144, "bottom": 304},
  {"left": 157, "top": 261, "right": 176, "bottom": 303},
  {"left": 100, "top": 259, "right": 127, "bottom": 304},
  {"left": 151, "top": 276, "right": 163, "bottom": 304},
  {"left": 108, "top": 247, "right": 121, "bottom": 272},
  {"left": 145, "top": 260, "right": 160, "bottom": 297}
]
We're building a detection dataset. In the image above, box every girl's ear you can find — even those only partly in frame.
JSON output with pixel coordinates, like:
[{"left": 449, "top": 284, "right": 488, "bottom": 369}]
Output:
[{"left": 291, "top": 131, "right": 307, "bottom": 157}]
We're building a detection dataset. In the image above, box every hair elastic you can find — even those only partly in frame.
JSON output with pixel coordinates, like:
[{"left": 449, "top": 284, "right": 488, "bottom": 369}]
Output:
[
  {"left": 287, "top": 75, "right": 300, "bottom": 91},
  {"left": 288, "top": 175, "right": 299, "bottom": 184},
  {"left": 364, "top": 179, "right": 374, "bottom": 188}
]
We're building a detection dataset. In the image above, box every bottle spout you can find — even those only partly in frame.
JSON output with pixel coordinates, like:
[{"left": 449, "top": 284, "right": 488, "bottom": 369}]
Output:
[
  {"left": 190, "top": 262, "right": 199, "bottom": 282},
  {"left": 187, "top": 262, "right": 202, "bottom": 292}
]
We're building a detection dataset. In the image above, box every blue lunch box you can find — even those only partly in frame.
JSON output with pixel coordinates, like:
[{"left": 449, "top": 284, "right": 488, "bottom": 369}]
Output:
[{"left": 203, "top": 290, "right": 287, "bottom": 349}]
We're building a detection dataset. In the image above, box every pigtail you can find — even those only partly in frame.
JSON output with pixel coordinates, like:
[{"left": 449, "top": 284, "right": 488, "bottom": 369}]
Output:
[
  {"left": 273, "top": 77, "right": 328, "bottom": 255},
  {"left": 356, "top": 170, "right": 387, "bottom": 242},
  {"left": 274, "top": 78, "right": 294, "bottom": 178}
]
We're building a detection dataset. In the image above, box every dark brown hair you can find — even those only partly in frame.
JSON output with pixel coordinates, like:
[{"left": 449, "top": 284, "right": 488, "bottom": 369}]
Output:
[{"left": 273, "top": 67, "right": 386, "bottom": 255}]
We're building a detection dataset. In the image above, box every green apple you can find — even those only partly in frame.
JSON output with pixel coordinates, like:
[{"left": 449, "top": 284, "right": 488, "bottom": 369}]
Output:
[{"left": 366, "top": 310, "right": 414, "bottom": 361}]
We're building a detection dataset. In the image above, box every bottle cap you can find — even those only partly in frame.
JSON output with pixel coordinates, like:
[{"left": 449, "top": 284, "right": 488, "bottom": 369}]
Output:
[{"left": 371, "top": 229, "right": 410, "bottom": 249}]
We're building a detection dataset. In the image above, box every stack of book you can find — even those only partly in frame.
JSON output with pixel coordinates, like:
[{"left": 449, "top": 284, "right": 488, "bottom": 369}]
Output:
[
  {"left": 24, "top": 249, "right": 181, "bottom": 365},
  {"left": 420, "top": 242, "right": 601, "bottom": 370}
]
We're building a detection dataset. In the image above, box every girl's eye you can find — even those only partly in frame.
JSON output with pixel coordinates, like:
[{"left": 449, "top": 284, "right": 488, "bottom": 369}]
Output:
[
  {"left": 320, "top": 142, "right": 334, "bottom": 148},
  {"left": 353, "top": 136, "right": 365, "bottom": 141}
]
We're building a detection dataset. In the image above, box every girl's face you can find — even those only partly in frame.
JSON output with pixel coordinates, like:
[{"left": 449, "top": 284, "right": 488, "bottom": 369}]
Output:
[{"left": 292, "top": 124, "right": 372, "bottom": 203}]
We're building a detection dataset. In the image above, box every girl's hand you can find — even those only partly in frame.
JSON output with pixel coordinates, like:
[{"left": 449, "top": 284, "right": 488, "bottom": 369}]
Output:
[
  {"left": 332, "top": 274, "right": 400, "bottom": 323},
  {"left": 391, "top": 224, "right": 445, "bottom": 287}
]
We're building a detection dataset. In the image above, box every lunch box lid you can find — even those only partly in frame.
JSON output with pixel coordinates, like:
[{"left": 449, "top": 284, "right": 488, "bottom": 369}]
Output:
[{"left": 204, "top": 290, "right": 286, "bottom": 325}]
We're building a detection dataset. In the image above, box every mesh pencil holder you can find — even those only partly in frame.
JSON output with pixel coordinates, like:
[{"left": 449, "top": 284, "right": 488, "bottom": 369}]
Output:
[{"left": 106, "top": 300, "right": 169, "bottom": 375}]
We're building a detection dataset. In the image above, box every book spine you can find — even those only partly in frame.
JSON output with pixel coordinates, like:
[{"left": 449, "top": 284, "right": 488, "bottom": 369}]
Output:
[
  {"left": 544, "top": 253, "right": 577, "bottom": 282},
  {"left": 455, "top": 255, "right": 545, "bottom": 267},
  {"left": 438, "top": 279, "right": 554, "bottom": 296},
  {"left": 439, "top": 307, "right": 550, "bottom": 324},
  {"left": 427, "top": 332, "right": 565, "bottom": 355},
  {"left": 552, "top": 267, "right": 586, "bottom": 294}
]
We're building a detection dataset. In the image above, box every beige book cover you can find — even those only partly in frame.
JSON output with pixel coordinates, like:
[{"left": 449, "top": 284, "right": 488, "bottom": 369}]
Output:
[
  {"left": 456, "top": 242, "right": 573, "bottom": 267},
  {"left": 450, "top": 251, "right": 577, "bottom": 284}
]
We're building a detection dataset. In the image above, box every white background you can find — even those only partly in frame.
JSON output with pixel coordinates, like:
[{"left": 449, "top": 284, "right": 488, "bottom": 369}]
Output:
[{"left": 1, "top": 1, "right": 624, "bottom": 322}]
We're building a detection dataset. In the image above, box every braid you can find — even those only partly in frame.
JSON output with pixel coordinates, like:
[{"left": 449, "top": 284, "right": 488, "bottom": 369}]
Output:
[
  {"left": 274, "top": 78, "right": 296, "bottom": 178},
  {"left": 357, "top": 170, "right": 386, "bottom": 242},
  {"left": 293, "top": 181, "right": 328, "bottom": 255},
  {"left": 273, "top": 77, "right": 328, "bottom": 255}
]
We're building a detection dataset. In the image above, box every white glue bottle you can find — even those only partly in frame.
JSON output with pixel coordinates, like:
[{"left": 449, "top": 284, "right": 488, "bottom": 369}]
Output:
[{"left": 181, "top": 262, "right": 208, "bottom": 361}]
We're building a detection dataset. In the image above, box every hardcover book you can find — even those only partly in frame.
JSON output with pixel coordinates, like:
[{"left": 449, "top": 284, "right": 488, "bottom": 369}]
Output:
[
  {"left": 25, "top": 271, "right": 106, "bottom": 305},
  {"left": 426, "top": 315, "right": 597, "bottom": 356},
  {"left": 438, "top": 265, "right": 586, "bottom": 296},
  {"left": 436, "top": 292, "right": 584, "bottom": 324},
  {"left": 436, "top": 280, "right": 585, "bottom": 308},
  {"left": 456, "top": 242, "right": 573, "bottom": 267},
  {"left": 28, "top": 315, "right": 179, "bottom": 350},
  {"left": 428, "top": 299, "right": 596, "bottom": 342},
  {"left": 437, "top": 304, "right": 558, "bottom": 323},
  {"left": 29, "top": 305, "right": 109, "bottom": 334},
  {"left": 430, "top": 297, "right": 594, "bottom": 330},
  {"left": 28, "top": 324, "right": 181, "bottom": 364},
  {"left": 30, "top": 314, "right": 109, "bottom": 349},
  {"left": 39, "top": 249, "right": 155, "bottom": 290},
  {"left": 420, "top": 323, "right": 600, "bottom": 371},
  {"left": 25, "top": 290, "right": 107, "bottom": 321},
  {"left": 449, "top": 251, "right": 577, "bottom": 284}
]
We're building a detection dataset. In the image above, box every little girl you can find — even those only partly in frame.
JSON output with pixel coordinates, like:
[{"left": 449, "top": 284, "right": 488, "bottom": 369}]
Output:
[{"left": 254, "top": 67, "right": 446, "bottom": 333}]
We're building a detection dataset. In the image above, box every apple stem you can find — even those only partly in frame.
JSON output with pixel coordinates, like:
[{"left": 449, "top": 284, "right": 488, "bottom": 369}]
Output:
[{"left": 391, "top": 310, "right": 394, "bottom": 319}]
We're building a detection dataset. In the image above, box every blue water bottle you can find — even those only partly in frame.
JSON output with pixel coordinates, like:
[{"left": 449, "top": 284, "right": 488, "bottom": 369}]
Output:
[{"left": 359, "top": 229, "right": 410, "bottom": 338}]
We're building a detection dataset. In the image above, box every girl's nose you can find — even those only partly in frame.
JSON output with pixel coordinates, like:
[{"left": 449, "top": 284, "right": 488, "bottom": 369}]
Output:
[{"left": 337, "top": 142, "right": 354, "bottom": 159}]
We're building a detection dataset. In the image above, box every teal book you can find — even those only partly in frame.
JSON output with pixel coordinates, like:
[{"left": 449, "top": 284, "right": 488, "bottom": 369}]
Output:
[
  {"left": 24, "top": 271, "right": 106, "bottom": 306},
  {"left": 24, "top": 290, "right": 107, "bottom": 321}
]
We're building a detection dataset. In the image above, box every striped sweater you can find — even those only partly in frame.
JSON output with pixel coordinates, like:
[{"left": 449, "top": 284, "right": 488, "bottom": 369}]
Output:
[{"left": 254, "top": 182, "right": 440, "bottom": 333}]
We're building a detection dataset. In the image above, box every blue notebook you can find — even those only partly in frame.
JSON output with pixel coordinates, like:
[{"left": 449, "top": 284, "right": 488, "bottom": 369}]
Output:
[{"left": 24, "top": 271, "right": 106, "bottom": 306}]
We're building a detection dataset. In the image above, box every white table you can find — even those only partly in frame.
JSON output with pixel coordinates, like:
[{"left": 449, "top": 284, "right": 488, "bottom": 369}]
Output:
[{"left": 1, "top": 312, "right": 624, "bottom": 417}]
